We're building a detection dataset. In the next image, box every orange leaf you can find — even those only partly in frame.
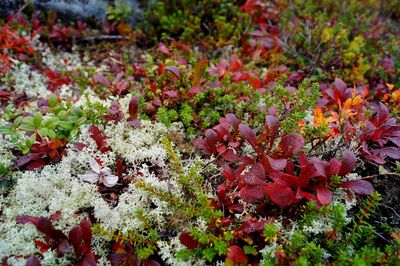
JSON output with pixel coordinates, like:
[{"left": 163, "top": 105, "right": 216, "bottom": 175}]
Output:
[{"left": 192, "top": 57, "right": 208, "bottom": 87}]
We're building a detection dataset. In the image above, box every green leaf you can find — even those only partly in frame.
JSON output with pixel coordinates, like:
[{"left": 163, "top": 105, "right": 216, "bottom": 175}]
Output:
[
  {"left": 70, "top": 129, "right": 79, "bottom": 138},
  {"left": 48, "top": 95, "right": 58, "bottom": 107},
  {"left": 202, "top": 248, "right": 217, "bottom": 262},
  {"left": 22, "top": 117, "right": 34, "bottom": 126},
  {"left": 14, "top": 116, "right": 23, "bottom": 127},
  {"left": 0, "top": 126, "right": 14, "bottom": 135},
  {"left": 25, "top": 134, "right": 36, "bottom": 147},
  {"left": 33, "top": 112, "right": 43, "bottom": 128},
  {"left": 67, "top": 116, "right": 79, "bottom": 123},
  {"left": 243, "top": 245, "right": 258, "bottom": 255},
  {"left": 75, "top": 117, "right": 87, "bottom": 126},
  {"left": 43, "top": 117, "right": 60, "bottom": 129},
  {"left": 39, "top": 128, "right": 49, "bottom": 137},
  {"left": 59, "top": 121, "right": 74, "bottom": 130},
  {"left": 57, "top": 110, "right": 68, "bottom": 120},
  {"left": 48, "top": 129, "right": 56, "bottom": 139},
  {"left": 18, "top": 124, "right": 35, "bottom": 132}
]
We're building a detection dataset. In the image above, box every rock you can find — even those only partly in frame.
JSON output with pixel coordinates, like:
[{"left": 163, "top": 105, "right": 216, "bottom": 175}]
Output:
[
  {"left": 1, "top": 0, "right": 147, "bottom": 25},
  {"left": 0, "top": 0, "right": 25, "bottom": 17}
]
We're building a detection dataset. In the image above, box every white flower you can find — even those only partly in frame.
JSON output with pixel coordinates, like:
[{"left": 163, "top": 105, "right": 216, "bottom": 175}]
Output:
[{"left": 79, "top": 158, "right": 118, "bottom": 187}]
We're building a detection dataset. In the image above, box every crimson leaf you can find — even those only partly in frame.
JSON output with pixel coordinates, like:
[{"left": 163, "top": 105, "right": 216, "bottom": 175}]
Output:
[
  {"left": 226, "top": 245, "right": 248, "bottom": 264},
  {"left": 316, "top": 187, "right": 333, "bottom": 205},
  {"left": 239, "top": 123, "right": 257, "bottom": 150},
  {"left": 242, "top": 163, "right": 265, "bottom": 185},
  {"left": 264, "top": 183, "right": 295, "bottom": 207},
  {"left": 339, "top": 149, "right": 357, "bottom": 176},
  {"left": 179, "top": 231, "right": 199, "bottom": 250},
  {"left": 279, "top": 133, "right": 304, "bottom": 157}
]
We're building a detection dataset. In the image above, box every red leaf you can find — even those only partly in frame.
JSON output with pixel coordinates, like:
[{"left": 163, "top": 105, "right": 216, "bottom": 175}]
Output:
[
  {"left": 26, "top": 159, "right": 46, "bottom": 170},
  {"left": 339, "top": 180, "right": 374, "bottom": 195},
  {"left": 239, "top": 123, "right": 257, "bottom": 150},
  {"left": 163, "top": 90, "right": 179, "bottom": 98},
  {"left": 77, "top": 251, "right": 97, "bottom": 266},
  {"left": 229, "top": 56, "right": 242, "bottom": 72},
  {"left": 79, "top": 220, "right": 92, "bottom": 246},
  {"left": 227, "top": 245, "right": 248, "bottom": 264},
  {"left": 264, "top": 115, "right": 279, "bottom": 148},
  {"left": 242, "top": 163, "right": 265, "bottom": 185},
  {"left": 216, "top": 146, "right": 240, "bottom": 161},
  {"left": 74, "top": 142, "right": 87, "bottom": 151},
  {"left": 193, "top": 138, "right": 211, "bottom": 155},
  {"left": 339, "top": 149, "right": 357, "bottom": 176},
  {"left": 179, "top": 231, "right": 199, "bottom": 250},
  {"left": 35, "top": 240, "right": 49, "bottom": 253},
  {"left": 316, "top": 187, "right": 332, "bottom": 205},
  {"left": 69, "top": 225, "right": 83, "bottom": 258},
  {"left": 143, "top": 260, "right": 161, "bottom": 266},
  {"left": 266, "top": 155, "right": 287, "bottom": 171},
  {"left": 165, "top": 66, "right": 181, "bottom": 78},
  {"left": 128, "top": 96, "right": 139, "bottom": 120},
  {"left": 50, "top": 211, "right": 62, "bottom": 221},
  {"left": 279, "top": 134, "right": 304, "bottom": 157},
  {"left": 240, "top": 186, "right": 265, "bottom": 203},
  {"left": 89, "top": 126, "right": 111, "bottom": 153},
  {"left": 188, "top": 87, "right": 204, "bottom": 94},
  {"left": 25, "top": 256, "right": 41, "bottom": 266},
  {"left": 264, "top": 183, "right": 295, "bottom": 207}
]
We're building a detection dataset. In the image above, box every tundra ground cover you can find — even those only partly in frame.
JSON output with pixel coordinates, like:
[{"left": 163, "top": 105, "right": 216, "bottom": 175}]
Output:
[{"left": 0, "top": 0, "right": 399, "bottom": 265}]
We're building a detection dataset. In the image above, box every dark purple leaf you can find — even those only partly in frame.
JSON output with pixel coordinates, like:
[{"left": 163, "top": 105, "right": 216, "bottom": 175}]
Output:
[
  {"left": 339, "top": 180, "right": 374, "bottom": 195},
  {"left": 188, "top": 87, "right": 204, "bottom": 94},
  {"left": 58, "top": 239, "right": 71, "bottom": 254},
  {"left": 334, "top": 77, "right": 347, "bottom": 91},
  {"left": 163, "top": 90, "right": 179, "bottom": 98},
  {"left": 16, "top": 215, "right": 39, "bottom": 225},
  {"left": 25, "top": 256, "right": 41, "bottom": 266},
  {"left": 128, "top": 96, "right": 139, "bottom": 120},
  {"left": 165, "top": 66, "right": 181, "bottom": 78},
  {"left": 128, "top": 119, "right": 141, "bottom": 128},
  {"left": 226, "top": 113, "right": 239, "bottom": 131},
  {"left": 79, "top": 252, "right": 97, "bottom": 266},
  {"left": 372, "top": 147, "right": 400, "bottom": 159},
  {"left": 93, "top": 74, "right": 111, "bottom": 86}
]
